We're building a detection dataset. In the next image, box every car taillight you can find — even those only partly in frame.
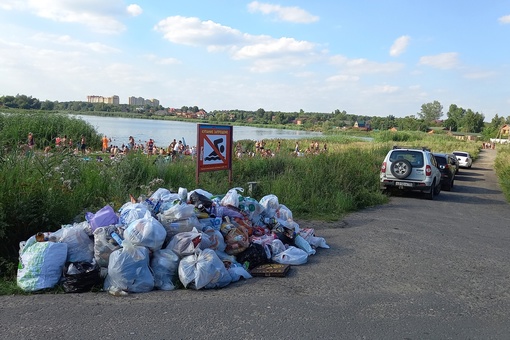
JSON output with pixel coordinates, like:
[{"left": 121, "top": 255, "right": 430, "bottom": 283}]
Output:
[
  {"left": 381, "top": 162, "right": 387, "bottom": 173},
  {"left": 425, "top": 165, "right": 432, "bottom": 176}
]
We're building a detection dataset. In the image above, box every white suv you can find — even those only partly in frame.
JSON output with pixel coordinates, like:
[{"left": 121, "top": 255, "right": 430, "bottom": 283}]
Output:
[{"left": 380, "top": 147, "right": 442, "bottom": 200}]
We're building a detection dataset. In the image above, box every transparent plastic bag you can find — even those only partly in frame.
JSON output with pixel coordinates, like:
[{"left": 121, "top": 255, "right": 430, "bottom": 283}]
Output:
[
  {"left": 103, "top": 241, "right": 154, "bottom": 293},
  {"left": 178, "top": 249, "right": 231, "bottom": 289},
  {"left": 124, "top": 212, "right": 166, "bottom": 251},
  {"left": 57, "top": 225, "right": 94, "bottom": 263},
  {"left": 118, "top": 202, "right": 148, "bottom": 226},
  {"left": 151, "top": 248, "right": 179, "bottom": 291},
  {"left": 220, "top": 187, "right": 244, "bottom": 207},
  {"left": 272, "top": 246, "right": 308, "bottom": 265},
  {"left": 259, "top": 194, "right": 279, "bottom": 219}
]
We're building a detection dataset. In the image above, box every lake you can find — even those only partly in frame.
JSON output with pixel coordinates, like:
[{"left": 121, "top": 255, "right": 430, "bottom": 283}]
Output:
[{"left": 76, "top": 115, "right": 323, "bottom": 147}]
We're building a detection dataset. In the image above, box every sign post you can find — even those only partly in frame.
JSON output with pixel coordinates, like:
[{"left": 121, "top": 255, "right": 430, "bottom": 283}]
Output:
[{"left": 196, "top": 124, "right": 233, "bottom": 185}]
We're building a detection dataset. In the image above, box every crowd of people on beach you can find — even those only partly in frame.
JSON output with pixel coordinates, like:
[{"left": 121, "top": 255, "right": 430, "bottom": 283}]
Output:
[{"left": 24, "top": 132, "right": 327, "bottom": 162}]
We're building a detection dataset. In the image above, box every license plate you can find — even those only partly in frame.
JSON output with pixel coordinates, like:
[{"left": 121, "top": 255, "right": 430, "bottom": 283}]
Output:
[{"left": 395, "top": 181, "right": 413, "bottom": 187}]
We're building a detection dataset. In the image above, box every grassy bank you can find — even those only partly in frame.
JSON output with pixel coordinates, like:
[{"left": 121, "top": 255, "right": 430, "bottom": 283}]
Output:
[{"left": 0, "top": 113, "right": 487, "bottom": 289}]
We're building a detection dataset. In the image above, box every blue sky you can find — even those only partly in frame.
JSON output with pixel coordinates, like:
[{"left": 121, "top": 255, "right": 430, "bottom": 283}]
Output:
[{"left": 0, "top": 1, "right": 509, "bottom": 121}]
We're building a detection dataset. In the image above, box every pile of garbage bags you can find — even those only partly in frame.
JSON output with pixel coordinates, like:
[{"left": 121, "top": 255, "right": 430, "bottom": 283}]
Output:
[{"left": 17, "top": 187, "right": 329, "bottom": 294}]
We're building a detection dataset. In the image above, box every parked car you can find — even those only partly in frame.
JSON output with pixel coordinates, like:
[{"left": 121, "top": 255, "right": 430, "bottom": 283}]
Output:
[
  {"left": 432, "top": 153, "right": 457, "bottom": 191},
  {"left": 452, "top": 151, "right": 473, "bottom": 168},
  {"left": 450, "top": 154, "right": 460, "bottom": 174},
  {"left": 380, "top": 147, "right": 442, "bottom": 200}
]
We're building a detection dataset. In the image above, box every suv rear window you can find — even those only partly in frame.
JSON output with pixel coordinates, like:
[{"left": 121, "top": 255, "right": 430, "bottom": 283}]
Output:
[
  {"left": 435, "top": 156, "right": 447, "bottom": 165},
  {"left": 389, "top": 150, "right": 424, "bottom": 167},
  {"left": 454, "top": 152, "right": 468, "bottom": 157}
]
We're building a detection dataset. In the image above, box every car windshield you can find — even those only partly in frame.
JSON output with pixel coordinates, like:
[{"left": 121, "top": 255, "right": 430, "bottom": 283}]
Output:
[{"left": 390, "top": 150, "right": 424, "bottom": 167}]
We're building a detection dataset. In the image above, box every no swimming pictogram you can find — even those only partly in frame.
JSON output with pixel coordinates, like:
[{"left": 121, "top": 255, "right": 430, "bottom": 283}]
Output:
[{"left": 203, "top": 135, "right": 226, "bottom": 164}]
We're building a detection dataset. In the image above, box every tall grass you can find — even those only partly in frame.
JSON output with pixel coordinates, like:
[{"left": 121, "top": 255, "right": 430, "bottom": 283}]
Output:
[
  {"left": 494, "top": 145, "right": 510, "bottom": 201},
  {"left": 0, "top": 112, "right": 101, "bottom": 150}
]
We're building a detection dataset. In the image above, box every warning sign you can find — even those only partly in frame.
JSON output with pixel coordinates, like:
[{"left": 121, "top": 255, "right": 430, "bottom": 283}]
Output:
[{"left": 196, "top": 124, "right": 233, "bottom": 173}]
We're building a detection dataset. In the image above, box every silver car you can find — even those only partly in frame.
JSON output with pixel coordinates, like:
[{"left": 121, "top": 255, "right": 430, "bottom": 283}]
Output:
[
  {"left": 452, "top": 151, "right": 473, "bottom": 168},
  {"left": 380, "top": 147, "right": 442, "bottom": 200}
]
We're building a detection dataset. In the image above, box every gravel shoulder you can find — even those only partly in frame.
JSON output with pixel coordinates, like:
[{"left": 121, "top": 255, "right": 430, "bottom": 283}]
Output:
[{"left": 1, "top": 149, "right": 509, "bottom": 340}]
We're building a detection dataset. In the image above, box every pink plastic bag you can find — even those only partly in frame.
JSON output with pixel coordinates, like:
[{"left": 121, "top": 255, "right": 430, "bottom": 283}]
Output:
[{"left": 86, "top": 205, "right": 119, "bottom": 232}]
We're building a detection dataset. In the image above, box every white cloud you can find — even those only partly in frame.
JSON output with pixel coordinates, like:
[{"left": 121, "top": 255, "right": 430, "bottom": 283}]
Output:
[
  {"left": 233, "top": 37, "right": 315, "bottom": 59},
  {"left": 419, "top": 52, "right": 459, "bottom": 70},
  {"left": 5, "top": 0, "right": 128, "bottom": 34},
  {"left": 144, "top": 54, "right": 181, "bottom": 65},
  {"left": 32, "top": 33, "right": 120, "bottom": 53},
  {"left": 463, "top": 71, "right": 496, "bottom": 79},
  {"left": 154, "top": 16, "right": 319, "bottom": 72},
  {"left": 498, "top": 15, "right": 510, "bottom": 24},
  {"left": 326, "top": 74, "right": 360, "bottom": 82},
  {"left": 330, "top": 55, "right": 404, "bottom": 74},
  {"left": 247, "top": 1, "right": 319, "bottom": 23},
  {"left": 0, "top": 0, "right": 25, "bottom": 10},
  {"left": 390, "top": 35, "right": 410, "bottom": 57},
  {"left": 154, "top": 16, "right": 245, "bottom": 47},
  {"left": 371, "top": 85, "right": 400, "bottom": 94},
  {"left": 126, "top": 4, "right": 142, "bottom": 17}
]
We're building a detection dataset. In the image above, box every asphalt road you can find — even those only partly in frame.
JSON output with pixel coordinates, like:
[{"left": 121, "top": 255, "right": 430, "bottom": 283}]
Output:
[{"left": 1, "top": 149, "right": 509, "bottom": 340}]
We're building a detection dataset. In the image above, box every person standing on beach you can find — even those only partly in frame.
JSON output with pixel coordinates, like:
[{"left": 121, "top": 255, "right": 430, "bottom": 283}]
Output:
[
  {"left": 147, "top": 138, "right": 155, "bottom": 157},
  {"left": 102, "top": 135, "right": 109, "bottom": 153},
  {"left": 80, "top": 135, "right": 86, "bottom": 154}
]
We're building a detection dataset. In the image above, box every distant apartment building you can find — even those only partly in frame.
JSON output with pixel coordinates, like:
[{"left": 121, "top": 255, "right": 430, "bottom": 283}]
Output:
[
  {"left": 87, "top": 95, "right": 119, "bottom": 105},
  {"left": 129, "top": 96, "right": 159, "bottom": 107}
]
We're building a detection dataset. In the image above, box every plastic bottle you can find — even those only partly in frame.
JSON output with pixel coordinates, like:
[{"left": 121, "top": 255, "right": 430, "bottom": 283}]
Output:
[{"left": 111, "top": 232, "right": 123, "bottom": 247}]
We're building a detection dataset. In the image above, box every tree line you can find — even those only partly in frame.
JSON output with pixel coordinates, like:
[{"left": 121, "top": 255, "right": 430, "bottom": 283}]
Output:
[{"left": 1, "top": 94, "right": 508, "bottom": 136}]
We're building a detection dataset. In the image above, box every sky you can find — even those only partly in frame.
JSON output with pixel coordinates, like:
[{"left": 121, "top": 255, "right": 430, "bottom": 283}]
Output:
[{"left": 0, "top": 1, "right": 509, "bottom": 121}]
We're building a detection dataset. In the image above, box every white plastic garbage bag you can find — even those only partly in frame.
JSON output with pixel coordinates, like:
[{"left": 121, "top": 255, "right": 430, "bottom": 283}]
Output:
[
  {"left": 272, "top": 246, "right": 308, "bottom": 265},
  {"left": 276, "top": 204, "right": 293, "bottom": 221},
  {"left": 220, "top": 187, "right": 244, "bottom": 207},
  {"left": 93, "top": 225, "right": 121, "bottom": 268},
  {"left": 294, "top": 234, "right": 316, "bottom": 255},
  {"left": 124, "top": 212, "right": 166, "bottom": 251},
  {"left": 151, "top": 248, "right": 180, "bottom": 291},
  {"left": 103, "top": 241, "right": 154, "bottom": 293},
  {"left": 118, "top": 202, "right": 148, "bottom": 225},
  {"left": 167, "top": 230, "right": 202, "bottom": 257},
  {"left": 178, "top": 249, "right": 232, "bottom": 289},
  {"left": 56, "top": 224, "right": 94, "bottom": 262},
  {"left": 158, "top": 202, "right": 196, "bottom": 225},
  {"left": 259, "top": 194, "right": 279, "bottom": 219}
]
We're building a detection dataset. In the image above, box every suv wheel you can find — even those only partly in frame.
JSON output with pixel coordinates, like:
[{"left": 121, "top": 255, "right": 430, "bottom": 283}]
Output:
[
  {"left": 434, "top": 181, "right": 441, "bottom": 195},
  {"left": 426, "top": 180, "right": 435, "bottom": 200},
  {"left": 390, "top": 159, "right": 412, "bottom": 179}
]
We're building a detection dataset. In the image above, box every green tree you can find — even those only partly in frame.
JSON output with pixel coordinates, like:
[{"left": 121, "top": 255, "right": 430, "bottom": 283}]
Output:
[
  {"left": 460, "top": 109, "right": 484, "bottom": 133},
  {"left": 418, "top": 100, "right": 443, "bottom": 123}
]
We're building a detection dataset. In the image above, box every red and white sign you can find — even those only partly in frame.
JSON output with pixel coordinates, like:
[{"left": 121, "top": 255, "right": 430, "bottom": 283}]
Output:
[{"left": 196, "top": 124, "right": 233, "bottom": 173}]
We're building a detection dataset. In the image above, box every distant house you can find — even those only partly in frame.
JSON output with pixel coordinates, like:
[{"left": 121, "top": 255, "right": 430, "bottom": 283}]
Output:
[
  {"left": 354, "top": 120, "right": 371, "bottom": 131},
  {"left": 500, "top": 124, "right": 510, "bottom": 135},
  {"left": 354, "top": 121, "right": 365, "bottom": 128},
  {"left": 389, "top": 127, "right": 398, "bottom": 132}
]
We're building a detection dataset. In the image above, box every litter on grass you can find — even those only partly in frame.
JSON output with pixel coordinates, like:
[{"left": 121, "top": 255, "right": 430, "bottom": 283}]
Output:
[{"left": 17, "top": 187, "right": 329, "bottom": 294}]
